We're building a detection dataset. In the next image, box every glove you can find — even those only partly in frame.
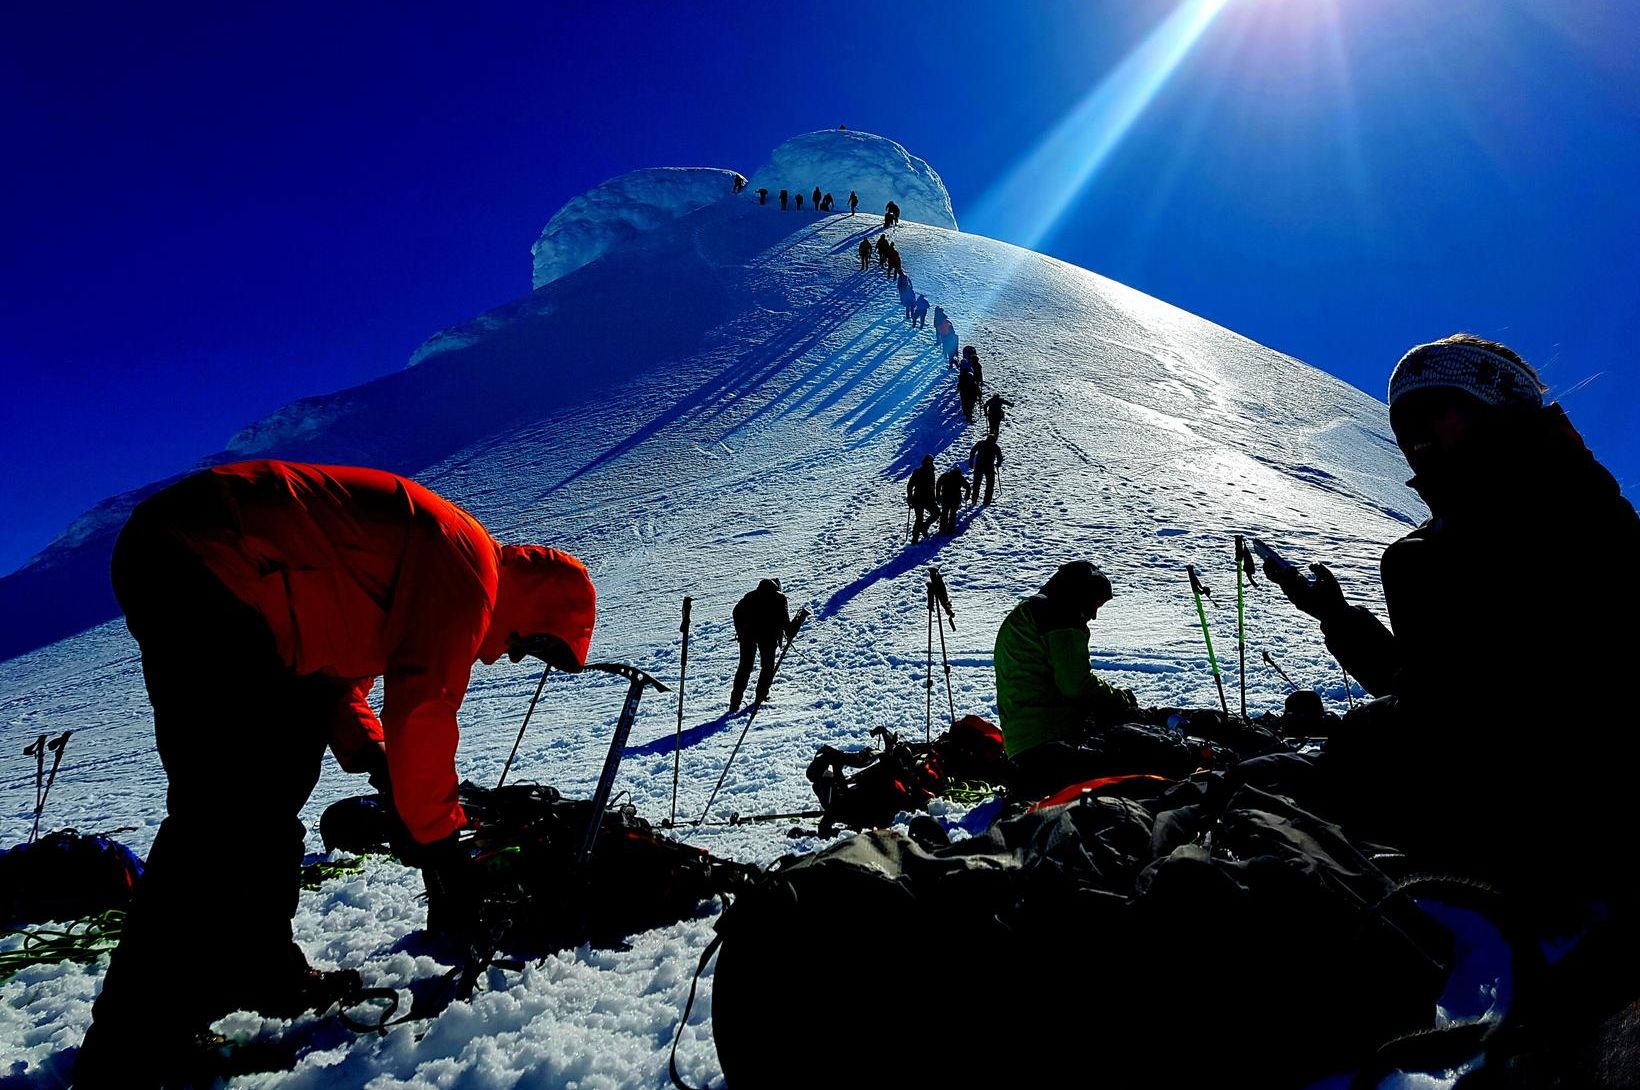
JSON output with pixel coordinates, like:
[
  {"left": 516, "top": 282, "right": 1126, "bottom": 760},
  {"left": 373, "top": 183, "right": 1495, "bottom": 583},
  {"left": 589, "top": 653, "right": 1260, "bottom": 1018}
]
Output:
[
  {"left": 1271, "top": 562, "right": 1348, "bottom": 623},
  {"left": 409, "top": 826, "right": 482, "bottom": 940},
  {"left": 359, "top": 740, "right": 392, "bottom": 798}
]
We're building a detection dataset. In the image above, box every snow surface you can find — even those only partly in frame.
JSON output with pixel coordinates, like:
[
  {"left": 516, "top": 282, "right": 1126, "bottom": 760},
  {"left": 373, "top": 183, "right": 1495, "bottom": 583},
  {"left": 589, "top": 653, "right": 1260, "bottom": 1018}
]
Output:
[
  {"left": 3, "top": 164, "right": 1465, "bottom": 1088},
  {"left": 528, "top": 167, "right": 743, "bottom": 294},
  {"left": 749, "top": 130, "right": 956, "bottom": 229}
]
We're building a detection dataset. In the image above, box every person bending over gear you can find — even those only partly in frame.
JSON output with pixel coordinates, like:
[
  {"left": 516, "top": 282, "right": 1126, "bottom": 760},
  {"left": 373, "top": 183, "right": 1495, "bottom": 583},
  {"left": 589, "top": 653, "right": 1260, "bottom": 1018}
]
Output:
[
  {"left": 823, "top": 192, "right": 834, "bottom": 211},
  {"left": 730, "top": 578, "right": 797, "bottom": 712},
  {"left": 983, "top": 392, "right": 1014, "bottom": 438},
  {"left": 732, "top": 173, "right": 747, "bottom": 194},
  {"left": 969, "top": 434, "right": 1003, "bottom": 504},
  {"left": 936, "top": 466, "right": 968, "bottom": 535},
  {"left": 74, "top": 461, "right": 597, "bottom": 1088},
  {"left": 885, "top": 200, "right": 900, "bottom": 228},
  {"left": 1266, "top": 334, "right": 1640, "bottom": 926},
  {"left": 907, "top": 454, "right": 938, "bottom": 544},
  {"left": 994, "top": 562, "right": 1139, "bottom": 792}
]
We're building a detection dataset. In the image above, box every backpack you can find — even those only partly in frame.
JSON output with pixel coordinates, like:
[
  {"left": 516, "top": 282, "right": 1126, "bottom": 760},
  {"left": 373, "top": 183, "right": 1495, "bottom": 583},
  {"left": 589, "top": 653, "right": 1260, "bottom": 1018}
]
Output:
[
  {"left": 320, "top": 782, "right": 757, "bottom": 954},
  {"left": 805, "top": 728, "right": 944, "bottom": 837},
  {"left": 701, "top": 756, "right": 1453, "bottom": 1089},
  {"left": 0, "top": 829, "right": 144, "bottom": 926}
]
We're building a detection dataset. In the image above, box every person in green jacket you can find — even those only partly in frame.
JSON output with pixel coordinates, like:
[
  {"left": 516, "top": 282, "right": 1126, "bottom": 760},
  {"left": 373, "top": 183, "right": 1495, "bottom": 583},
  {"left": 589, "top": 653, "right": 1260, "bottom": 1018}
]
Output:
[{"left": 994, "top": 561, "right": 1138, "bottom": 780}]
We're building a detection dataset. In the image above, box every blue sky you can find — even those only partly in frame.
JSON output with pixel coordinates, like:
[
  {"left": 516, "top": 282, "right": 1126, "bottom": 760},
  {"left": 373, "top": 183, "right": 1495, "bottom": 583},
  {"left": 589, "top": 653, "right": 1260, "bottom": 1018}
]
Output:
[{"left": 3, "top": 1, "right": 1635, "bottom": 575}]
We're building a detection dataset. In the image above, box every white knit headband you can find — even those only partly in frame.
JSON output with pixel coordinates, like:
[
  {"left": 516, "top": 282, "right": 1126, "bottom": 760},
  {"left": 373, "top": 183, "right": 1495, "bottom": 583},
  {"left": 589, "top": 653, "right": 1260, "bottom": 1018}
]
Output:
[{"left": 1388, "top": 342, "right": 1543, "bottom": 409}]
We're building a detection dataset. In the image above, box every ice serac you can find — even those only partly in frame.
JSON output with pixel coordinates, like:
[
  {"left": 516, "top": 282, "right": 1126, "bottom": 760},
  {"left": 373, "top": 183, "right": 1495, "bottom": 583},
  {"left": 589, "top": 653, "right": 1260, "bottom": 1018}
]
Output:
[
  {"left": 529, "top": 167, "right": 742, "bottom": 291},
  {"left": 749, "top": 130, "right": 956, "bottom": 229}
]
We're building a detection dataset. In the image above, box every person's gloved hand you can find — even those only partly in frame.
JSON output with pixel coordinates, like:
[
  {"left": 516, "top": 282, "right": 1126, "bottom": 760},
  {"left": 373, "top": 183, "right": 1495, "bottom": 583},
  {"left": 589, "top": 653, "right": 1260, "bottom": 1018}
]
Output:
[
  {"left": 359, "top": 740, "right": 392, "bottom": 798},
  {"left": 405, "top": 825, "right": 483, "bottom": 940},
  {"left": 1269, "top": 561, "right": 1348, "bottom": 623}
]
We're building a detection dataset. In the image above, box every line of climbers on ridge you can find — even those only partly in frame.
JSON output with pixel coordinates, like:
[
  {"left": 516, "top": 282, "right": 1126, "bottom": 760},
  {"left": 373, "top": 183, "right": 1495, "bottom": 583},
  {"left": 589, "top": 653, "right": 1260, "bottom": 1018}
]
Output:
[{"left": 752, "top": 182, "right": 870, "bottom": 219}]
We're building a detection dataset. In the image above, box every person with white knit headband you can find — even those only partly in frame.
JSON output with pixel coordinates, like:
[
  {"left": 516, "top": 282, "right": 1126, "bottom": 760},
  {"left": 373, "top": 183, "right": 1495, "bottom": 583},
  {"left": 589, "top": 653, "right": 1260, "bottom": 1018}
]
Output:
[{"left": 1260, "top": 332, "right": 1640, "bottom": 933}]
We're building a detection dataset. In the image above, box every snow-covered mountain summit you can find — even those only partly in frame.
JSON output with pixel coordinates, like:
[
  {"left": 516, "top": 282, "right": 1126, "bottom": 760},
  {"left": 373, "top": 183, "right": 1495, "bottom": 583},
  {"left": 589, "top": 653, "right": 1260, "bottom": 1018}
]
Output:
[{"left": 1, "top": 133, "right": 1425, "bottom": 1086}]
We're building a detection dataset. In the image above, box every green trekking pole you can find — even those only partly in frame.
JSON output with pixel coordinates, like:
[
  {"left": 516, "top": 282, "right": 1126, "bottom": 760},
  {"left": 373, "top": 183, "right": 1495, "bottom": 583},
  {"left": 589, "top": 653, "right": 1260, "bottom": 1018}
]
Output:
[
  {"left": 1234, "top": 536, "right": 1259, "bottom": 720},
  {"left": 1186, "top": 565, "right": 1229, "bottom": 717}
]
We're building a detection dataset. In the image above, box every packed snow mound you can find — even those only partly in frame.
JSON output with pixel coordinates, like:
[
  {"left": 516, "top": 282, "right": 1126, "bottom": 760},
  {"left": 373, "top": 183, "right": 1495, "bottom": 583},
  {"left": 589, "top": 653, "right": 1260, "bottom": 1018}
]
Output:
[
  {"left": 749, "top": 130, "right": 956, "bottom": 229},
  {"left": 528, "top": 167, "right": 741, "bottom": 292}
]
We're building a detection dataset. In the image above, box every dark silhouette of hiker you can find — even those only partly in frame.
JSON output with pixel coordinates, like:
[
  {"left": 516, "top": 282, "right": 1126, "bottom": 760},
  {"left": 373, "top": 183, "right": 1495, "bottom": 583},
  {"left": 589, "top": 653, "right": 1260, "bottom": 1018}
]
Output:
[
  {"left": 858, "top": 237, "right": 872, "bottom": 270},
  {"left": 887, "top": 244, "right": 903, "bottom": 279},
  {"left": 913, "top": 294, "right": 929, "bottom": 328},
  {"left": 963, "top": 345, "right": 984, "bottom": 387},
  {"left": 757, "top": 188, "right": 769, "bottom": 206},
  {"left": 796, "top": 193, "right": 804, "bottom": 210},
  {"left": 849, "top": 191, "right": 858, "bottom": 215},
  {"left": 907, "top": 456, "right": 938, "bottom": 544},
  {"left": 885, "top": 201, "right": 901, "bottom": 228},
  {"left": 937, "top": 467, "right": 968, "bottom": 534},
  {"left": 823, "top": 193, "right": 834, "bottom": 212},
  {"left": 732, "top": 173, "right": 747, "bottom": 194},
  {"left": 780, "top": 189, "right": 789, "bottom": 210},
  {"left": 958, "top": 366, "right": 981, "bottom": 423},
  {"left": 876, "top": 234, "right": 891, "bottom": 268},
  {"left": 730, "top": 578, "right": 795, "bottom": 713},
  {"left": 897, "top": 272, "right": 914, "bottom": 316},
  {"left": 984, "top": 393, "right": 1014, "bottom": 438},
  {"left": 812, "top": 186, "right": 822, "bottom": 211},
  {"left": 970, "top": 435, "right": 1003, "bottom": 504}
]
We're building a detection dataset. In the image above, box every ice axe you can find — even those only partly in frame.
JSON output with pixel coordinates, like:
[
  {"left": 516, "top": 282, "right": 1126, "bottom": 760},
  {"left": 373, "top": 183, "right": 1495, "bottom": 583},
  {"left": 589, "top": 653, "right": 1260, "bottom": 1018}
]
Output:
[{"left": 577, "top": 662, "right": 668, "bottom": 867}]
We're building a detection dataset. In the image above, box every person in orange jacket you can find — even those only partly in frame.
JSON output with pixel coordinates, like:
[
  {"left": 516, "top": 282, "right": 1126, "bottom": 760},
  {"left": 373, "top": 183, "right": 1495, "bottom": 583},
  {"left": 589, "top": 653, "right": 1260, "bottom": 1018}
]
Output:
[{"left": 74, "top": 460, "right": 597, "bottom": 1087}]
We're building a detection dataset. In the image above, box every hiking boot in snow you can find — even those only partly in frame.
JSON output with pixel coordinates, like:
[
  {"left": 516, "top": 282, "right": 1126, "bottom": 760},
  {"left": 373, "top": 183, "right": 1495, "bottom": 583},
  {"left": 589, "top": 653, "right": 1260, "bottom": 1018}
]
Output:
[{"left": 253, "top": 966, "right": 364, "bottom": 1019}]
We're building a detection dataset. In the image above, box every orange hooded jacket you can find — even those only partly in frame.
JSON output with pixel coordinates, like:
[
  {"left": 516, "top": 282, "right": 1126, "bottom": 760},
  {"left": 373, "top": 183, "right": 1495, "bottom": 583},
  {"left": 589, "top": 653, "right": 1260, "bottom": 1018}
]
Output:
[{"left": 140, "top": 461, "right": 595, "bottom": 844}]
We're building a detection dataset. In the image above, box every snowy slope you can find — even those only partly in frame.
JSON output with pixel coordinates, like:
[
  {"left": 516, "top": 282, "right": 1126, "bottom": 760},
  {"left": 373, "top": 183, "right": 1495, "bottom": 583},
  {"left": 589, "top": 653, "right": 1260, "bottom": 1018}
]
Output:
[{"left": 2, "top": 151, "right": 1432, "bottom": 1087}]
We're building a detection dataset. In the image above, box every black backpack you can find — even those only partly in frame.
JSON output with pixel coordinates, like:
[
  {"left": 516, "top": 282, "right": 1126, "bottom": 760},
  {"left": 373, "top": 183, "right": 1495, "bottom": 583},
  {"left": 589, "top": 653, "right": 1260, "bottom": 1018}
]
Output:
[
  {"left": 0, "top": 829, "right": 144, "bottom": 927},
  {"left": 694, "top": 755, "right": 1452, "bottom": 1089}
]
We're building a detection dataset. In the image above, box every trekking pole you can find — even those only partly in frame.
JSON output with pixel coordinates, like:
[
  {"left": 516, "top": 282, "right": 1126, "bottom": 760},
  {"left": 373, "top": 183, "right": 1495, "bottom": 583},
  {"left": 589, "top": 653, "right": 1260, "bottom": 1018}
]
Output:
[
  {"left": 1260, "top": 649, "right": 1300, "bottom": 693},
  {"left": 669, "top": 596, "right": 693, "bottom": 828},
  {"left": 929, "top": 567, "right": 958, "bottom": 732},
  {"left": 497, "top": 666, "right": 551, "bottom": 788},
  {"left": 1186, "top": 565, "right": 1230, "bottom": 717},
  {"left": 24, "top": 730, "right": 71, "bottom": 843},
  {"left": 925, "top": 585, "right": 936, "bottom": 743},
  {"left": 1234, "top": 536, "right": 1259, "bottom": 720},
  {"left": 1340, "top": 662, "right": 1356, "bottom": 710},
  {"left": 699, "top": 608, "right": 810, "bottom": 824}
]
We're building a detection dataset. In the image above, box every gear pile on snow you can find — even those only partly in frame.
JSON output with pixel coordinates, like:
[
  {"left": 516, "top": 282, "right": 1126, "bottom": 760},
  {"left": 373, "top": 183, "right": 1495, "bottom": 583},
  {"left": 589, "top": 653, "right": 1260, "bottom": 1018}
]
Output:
[
  {"left": 706, "top": 754, "right": 1453, "bottom": 1090},
  {"left": 320, "top": 781, "right": 757, "bottom": 953},
  {"left": 0, "top": 830, "right": 143, "bottom": 927}
]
